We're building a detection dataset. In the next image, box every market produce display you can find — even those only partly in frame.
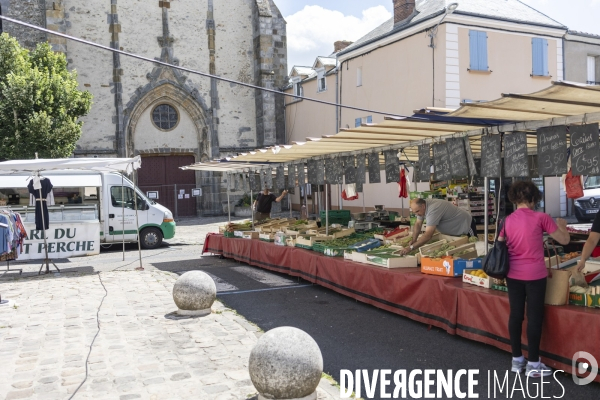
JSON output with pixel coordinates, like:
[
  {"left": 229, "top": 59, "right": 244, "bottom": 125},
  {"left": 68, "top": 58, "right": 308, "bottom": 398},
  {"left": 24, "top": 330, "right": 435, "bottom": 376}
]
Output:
[
  {"left": 468, "top": 269, "right": 488, "bottom": 279},
  {"left": 422, "top": 244, "right": 456, "bottom": 257},
  {"left": 225, "top": 220, "right": 252, "bottom": 232}
]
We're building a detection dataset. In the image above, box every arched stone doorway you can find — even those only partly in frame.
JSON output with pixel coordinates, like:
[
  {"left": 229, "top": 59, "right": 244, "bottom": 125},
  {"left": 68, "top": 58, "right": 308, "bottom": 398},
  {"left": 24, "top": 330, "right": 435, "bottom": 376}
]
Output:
[{"left": 124, "top": 82, "right": 213, "bottom": 217}]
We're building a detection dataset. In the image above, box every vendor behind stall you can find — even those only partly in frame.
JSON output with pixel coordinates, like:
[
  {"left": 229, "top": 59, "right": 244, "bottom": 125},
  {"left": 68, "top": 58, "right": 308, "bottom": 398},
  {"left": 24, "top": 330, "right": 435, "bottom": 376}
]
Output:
[
  {"left": 253, "top": 188, "right": 288, "bottom": 222},
  {"left": 576, "top": 210, "right": 600, "bottom": 271},
  {"left": 400, "top": 198, "right": 476, "bottom": 255}
]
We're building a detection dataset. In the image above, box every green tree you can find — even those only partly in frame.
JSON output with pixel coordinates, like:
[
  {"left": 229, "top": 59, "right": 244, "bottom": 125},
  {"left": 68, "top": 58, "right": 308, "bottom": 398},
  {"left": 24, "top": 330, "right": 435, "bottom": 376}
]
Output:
[{"left": 0, "top": 34, "right": 92, "bottom": 159}]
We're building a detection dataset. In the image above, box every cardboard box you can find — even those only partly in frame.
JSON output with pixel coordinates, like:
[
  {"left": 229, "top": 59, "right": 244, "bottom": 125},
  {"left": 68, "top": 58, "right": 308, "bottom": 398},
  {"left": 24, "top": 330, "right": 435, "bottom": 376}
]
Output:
[
  {"left": 462, "top": 269, "right": 491, "bottom": 288},
  {"left": 242, "top": 231, "right": 259, "bottom": 240},
  {"left": 259, "top": 233, "right": 275, "bottom": 242},
  {"left": 366, "top": 254, "right": 418, "bottom": 269},
  {"left": 421, "top": 256, "right": 482, "bottom": 277},
  {"left": 569, "top": 292, "right": 587, "bottom": 307}
]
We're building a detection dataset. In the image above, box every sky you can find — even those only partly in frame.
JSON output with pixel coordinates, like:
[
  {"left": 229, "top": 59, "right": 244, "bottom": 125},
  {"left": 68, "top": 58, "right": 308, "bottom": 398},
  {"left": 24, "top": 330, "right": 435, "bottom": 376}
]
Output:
[{"left": 278, "top": 0, "right": 600, "bottom": 72}]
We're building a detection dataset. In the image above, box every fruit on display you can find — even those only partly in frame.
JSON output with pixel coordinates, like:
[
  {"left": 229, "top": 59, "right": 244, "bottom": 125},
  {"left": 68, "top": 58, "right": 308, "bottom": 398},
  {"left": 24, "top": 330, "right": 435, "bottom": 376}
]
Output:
[
  {"left": 225, "top": 220, "right": 253, "bottom": 232},
  {"left": 423, "top": 244, "right": 456, "bottom": 257},
  {"left": 468, "top": 236, "right": 478, "bottom": 243},
  {"left": 469, "top": 270, "right": 488, "bottom": 279},
  {"left": 453, "top": 249, "right": 473, "bottom": 257},
  {"left": 570, "top": 285, "right": 599, "bottom": 295},
  {"left": 559, "top": 252, "right": 580, "bottom": 263}
]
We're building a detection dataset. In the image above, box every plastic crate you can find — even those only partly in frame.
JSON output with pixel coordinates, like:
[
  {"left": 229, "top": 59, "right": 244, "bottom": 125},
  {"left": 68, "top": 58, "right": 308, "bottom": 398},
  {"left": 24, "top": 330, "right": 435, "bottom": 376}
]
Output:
[
  {"left": 322, "top": 246, "right": 350, "bottom": 257},
  {"left": 349, "top": 238, "right": 381, "bottom": 253},
  {"left": 224, "top": 231, "right": 236, "bottom": 238}
]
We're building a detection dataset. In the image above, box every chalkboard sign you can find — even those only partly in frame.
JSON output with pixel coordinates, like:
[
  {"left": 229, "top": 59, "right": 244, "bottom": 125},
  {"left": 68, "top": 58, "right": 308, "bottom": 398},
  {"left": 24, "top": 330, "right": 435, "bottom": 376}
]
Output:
[
  {"left": 570, "top": 123, "right": 600, "bottom": 176},
  {"left": 433, "top": 143, "right": 451, "bottom": 180},
  {"left": 316, "top": 159, "right": 325, "bottom": 184},
  {"left": 264, "top": 169, "right": 274, "bottom": 189},
  {"left": 325, "top": 157, "right": 344, "bottom": 184},
  {"left": 307, "top": 160, "right": 317, "bottom": 184},
  {"left": 446, "top": 138, "right": 469, "bottom": 178},
  {"left": 275, "top": 166, "right": 285, "bottom": 190},
  {"left": 537, "top": 126, "right": 568, "bottom": 176},
  {"left": 418, "top": 144, "right": 431, "bottom": 182},
  {"left": 384, "top": 150, "right": 400, "bottom": 183},
  {"left": 297, "top": 163, "right": 306, "bottom": 186},
  {"left": 504, "top": 132, "right": 529, "bottom": 178},
  {"left": 356, "top": 155, "right": 366, "bottom": 184},
  {"left": 287, "top": 165, "right": 296, "bottom": 188},
  {"left": 345, "top": 156, "right": 357, "bottom": 184},
  {"left": 480, "top": 135, "right": 502, "bottom": 177},
  {"left": 464, "top": 137, "right": 478, "bottom": 177},
  {"left": 249, "top": 173, "right": 261, "bottom": 192},
  {"left": 368, "top": 153, "right": 381, "bottom": 183}
]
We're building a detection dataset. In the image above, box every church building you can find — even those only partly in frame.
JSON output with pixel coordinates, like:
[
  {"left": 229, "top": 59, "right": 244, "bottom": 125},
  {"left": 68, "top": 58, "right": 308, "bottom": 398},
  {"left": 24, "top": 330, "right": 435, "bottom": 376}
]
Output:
[{"left": 1, "top": 0, "right": 288, "bottom": 215}]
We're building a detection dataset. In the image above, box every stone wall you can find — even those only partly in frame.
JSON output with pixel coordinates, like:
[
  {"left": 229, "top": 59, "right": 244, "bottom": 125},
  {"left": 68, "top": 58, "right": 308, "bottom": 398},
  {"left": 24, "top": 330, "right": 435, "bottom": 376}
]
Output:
[{"left": 1, "top": 0, "right": 46, "bottom": 49}]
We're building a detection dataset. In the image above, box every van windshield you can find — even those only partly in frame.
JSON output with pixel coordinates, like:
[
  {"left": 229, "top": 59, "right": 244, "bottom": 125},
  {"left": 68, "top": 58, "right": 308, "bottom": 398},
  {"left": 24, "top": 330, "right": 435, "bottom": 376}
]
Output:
[{"left": 585, "top": 176, "right": 600, "bottom": 189}]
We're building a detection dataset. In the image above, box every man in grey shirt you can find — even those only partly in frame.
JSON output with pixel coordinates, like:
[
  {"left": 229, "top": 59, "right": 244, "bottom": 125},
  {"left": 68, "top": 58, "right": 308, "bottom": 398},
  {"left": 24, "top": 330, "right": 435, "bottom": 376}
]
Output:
[{"left": 400, "top": 198, "right": 476, "bottom": 255}]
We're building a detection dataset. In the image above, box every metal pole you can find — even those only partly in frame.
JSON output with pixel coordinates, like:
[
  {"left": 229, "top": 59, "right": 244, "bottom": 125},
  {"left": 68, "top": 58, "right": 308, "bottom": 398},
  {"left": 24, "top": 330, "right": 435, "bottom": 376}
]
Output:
[
  {"left": 339, "top": 184, "right": 343, "bottom": 210},
  {"left": 251, "top": 189, "right": 254, "bottom": 230},
  {"left": 174, "top": 184, "right": 178, "bottom": 221},
  {"left": 484, "top": 177, "right": 489, "bottom": 255},
  {"left": 227, "top": 175, "right": 231, "bottom": 223},
  {"left": 133, "top": 168, "right": 143, "bottom": 270},
  {"left": 289, "top": 194, "right": 292, "bottom": 218},
  {"left": 325, "top": 184, "right": 329, "bottom": 236},
  {"left": 304, "top": 184, "right": 308, "bottom": 218},
  {"left": 34, "top": 172, "right": 59, "bottom": 274},
  {"left": 121, "top": 173, "right": 125, "bottom": 261},
  {"left": 362, "top": 189, "right": 366, "bottom": 212}
]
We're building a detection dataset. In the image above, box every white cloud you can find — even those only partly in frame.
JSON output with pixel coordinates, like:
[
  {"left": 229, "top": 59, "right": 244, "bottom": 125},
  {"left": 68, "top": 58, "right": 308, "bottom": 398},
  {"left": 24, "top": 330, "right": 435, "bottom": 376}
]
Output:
[{"left": 285, "top": 5, "right": 392, "bottom": 68}]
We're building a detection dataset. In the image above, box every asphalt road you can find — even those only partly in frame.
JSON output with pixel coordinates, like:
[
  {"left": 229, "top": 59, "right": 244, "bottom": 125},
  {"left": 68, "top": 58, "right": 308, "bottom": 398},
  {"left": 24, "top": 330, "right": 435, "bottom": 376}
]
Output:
[{"left": 157, "top": 256, "right": 600, "bottom": 400}]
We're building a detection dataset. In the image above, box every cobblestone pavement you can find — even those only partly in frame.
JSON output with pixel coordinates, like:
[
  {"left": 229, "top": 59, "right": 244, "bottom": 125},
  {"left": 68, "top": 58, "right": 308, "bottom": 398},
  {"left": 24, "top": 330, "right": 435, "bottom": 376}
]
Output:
[{"left": 0, "top": 270, "right": 343, "bottom": 400}]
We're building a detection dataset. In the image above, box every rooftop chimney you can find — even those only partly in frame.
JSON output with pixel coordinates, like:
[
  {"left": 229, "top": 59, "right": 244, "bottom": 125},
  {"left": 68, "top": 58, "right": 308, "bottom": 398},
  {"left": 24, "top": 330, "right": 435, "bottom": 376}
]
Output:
[
  {"left": 334, "top": 40, "right": 353, "bottom": 53},
  {"left": 393, "top": 0, "right": 416, "bottom": 25}
]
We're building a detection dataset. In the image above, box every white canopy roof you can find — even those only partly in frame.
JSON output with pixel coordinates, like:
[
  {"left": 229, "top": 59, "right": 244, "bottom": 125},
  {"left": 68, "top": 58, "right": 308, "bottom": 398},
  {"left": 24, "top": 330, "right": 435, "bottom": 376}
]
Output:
[{"left": 0, "top": 156, "right": 141, "bottom": 174}]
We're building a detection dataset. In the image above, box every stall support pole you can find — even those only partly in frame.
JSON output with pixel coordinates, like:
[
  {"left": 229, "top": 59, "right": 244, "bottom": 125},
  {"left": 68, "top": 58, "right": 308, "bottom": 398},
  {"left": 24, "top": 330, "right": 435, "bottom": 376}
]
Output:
[
  {"left": 484, "top": 177, "right": 489, "bottom": 255},
  {"left": 251, "top": 189, "right": 254, "bottom": 230},
  {"left": 174, "top": 184, "right": 178, "bottom": 220},
  {"left": 133, "top": 168, "right": 143, "bottom": 270},
  {"left": 304, "top": 184, "right": 308, "bottom": 218},
  {"left": 35, "top": 173, "right": 59, "bottom": 275},
  {"left": 325, "top": 184, "right": 329, "bottom": 236},
  {"left": 288, "top": 195, "right": 292, "bottom": 218},
  {"left": 121, "top": 173, "right": 125, "bottom": 261},
  {"left": 226, "top": 175, "right": 231, "bottom": 223},
  {"left": 362, "top": 190, "right": 366, "bottom": 213},
  {"left": 339, "top": 184, "right": 343, "bottom": 210}
]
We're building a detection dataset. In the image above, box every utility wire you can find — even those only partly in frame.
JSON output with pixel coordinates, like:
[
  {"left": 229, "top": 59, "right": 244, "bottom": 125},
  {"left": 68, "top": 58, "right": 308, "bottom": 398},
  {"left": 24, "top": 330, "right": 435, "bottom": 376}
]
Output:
[
  {"left": 0, "top": 15, "right": 414, "bottom": 119},
  {"left": 68, "top": 273, "right": 108, "bottom": 400}
]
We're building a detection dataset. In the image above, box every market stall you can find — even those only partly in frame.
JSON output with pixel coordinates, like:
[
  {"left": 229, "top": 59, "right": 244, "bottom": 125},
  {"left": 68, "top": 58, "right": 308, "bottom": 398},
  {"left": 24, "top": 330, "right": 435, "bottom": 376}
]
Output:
[{"left": 191, "top": 82, "right": 600, "bottom": 382}]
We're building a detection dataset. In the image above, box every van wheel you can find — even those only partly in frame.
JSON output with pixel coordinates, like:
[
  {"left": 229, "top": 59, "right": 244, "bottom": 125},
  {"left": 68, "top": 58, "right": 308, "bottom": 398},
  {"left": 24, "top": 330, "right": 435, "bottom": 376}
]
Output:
[{"left": 140, "top": 227, "right": 163, "bottom": 249}]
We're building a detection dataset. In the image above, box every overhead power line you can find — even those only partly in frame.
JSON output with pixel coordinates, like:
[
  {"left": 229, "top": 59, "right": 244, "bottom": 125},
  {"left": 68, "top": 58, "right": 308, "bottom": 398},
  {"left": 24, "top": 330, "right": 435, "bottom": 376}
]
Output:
[{"left": 0, "top": 15, "right": 413, "bottom": 119}]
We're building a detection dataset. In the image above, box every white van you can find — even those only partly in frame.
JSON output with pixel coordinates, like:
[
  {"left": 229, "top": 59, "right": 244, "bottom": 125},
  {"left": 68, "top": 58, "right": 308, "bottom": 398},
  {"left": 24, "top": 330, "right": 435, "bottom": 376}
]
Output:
[{"left": 0, "top": 170, "right": 175, "bottom": 260}]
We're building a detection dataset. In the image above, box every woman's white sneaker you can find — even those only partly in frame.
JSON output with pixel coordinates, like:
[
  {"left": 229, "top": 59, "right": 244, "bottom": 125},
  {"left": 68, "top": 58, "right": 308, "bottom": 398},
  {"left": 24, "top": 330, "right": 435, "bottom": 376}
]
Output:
[{"left": 526, "top": 362, "right": 552, "bottom": 378}]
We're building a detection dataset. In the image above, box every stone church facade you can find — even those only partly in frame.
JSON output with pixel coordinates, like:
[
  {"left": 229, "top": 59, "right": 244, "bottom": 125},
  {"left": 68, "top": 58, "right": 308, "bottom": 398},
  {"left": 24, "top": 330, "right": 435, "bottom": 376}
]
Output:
[{"left": 1, "top": 0, "right": 287, "bottom": 215}]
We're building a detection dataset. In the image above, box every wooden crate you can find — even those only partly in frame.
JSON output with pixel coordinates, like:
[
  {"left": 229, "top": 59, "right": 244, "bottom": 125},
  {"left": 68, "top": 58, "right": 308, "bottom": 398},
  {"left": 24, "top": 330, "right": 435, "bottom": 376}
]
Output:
[
  {"left": 419, "top": 239, "right": 448, "bottom": 257},
  {"left": 447, "top": 243, "right": 478, "bottom": 259}
]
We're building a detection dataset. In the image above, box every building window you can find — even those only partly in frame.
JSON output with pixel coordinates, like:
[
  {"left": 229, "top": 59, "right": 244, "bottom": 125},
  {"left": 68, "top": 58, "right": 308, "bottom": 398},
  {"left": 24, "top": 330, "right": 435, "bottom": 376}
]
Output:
[
  {"left": 468, "top": 30, "right": 488, "bottom": 71},
  {"left": 588, "top": 56, "right": 598, "bottom": 85},
  {"left": 355, "top": 118, "right": 361, "bottom": 128},
  {"left": 292, "top": 77, "right": 303, "bottom": 98},
  {"left": 152, "top": 104, "right": 179, "bottom": 131},
  {"left": 532, "top": 38, "right": 549, "bottom": 76},
  {"left": 366, "top": 116, "right": 372, "bottom": 124},
  {"left": 357, "top": 67, "right": 362, "bottom": 87},
  {"left": 318, "top": 76, "right": 326, "bottom": 92}
]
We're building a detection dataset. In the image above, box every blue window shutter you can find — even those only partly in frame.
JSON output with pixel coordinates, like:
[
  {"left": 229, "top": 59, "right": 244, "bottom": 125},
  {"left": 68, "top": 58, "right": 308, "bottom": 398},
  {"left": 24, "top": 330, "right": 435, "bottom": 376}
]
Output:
[
  {"left": 367, "top": 116, "right": 372, "bottom": 123},
  {"left": 542, "top": 38, "right": 548, "bottom": 76},
  {"left": 469, "top": 30, "right": 478, "bottom": 70},
  {"left": 477, "top": 31, "right": 488, "bottom": 71},
  {"left": 532, "top": 38, "right": 548, "bottom": 76},
  {"left": 355, "top": 118, "right": 361, "bottom": 128}
]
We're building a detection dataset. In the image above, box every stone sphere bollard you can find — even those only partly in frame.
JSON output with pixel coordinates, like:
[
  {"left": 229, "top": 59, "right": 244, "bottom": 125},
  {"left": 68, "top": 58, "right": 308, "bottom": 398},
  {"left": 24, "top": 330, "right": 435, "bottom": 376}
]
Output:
[
  {"left": 172, "top": 271, "right": 216, "bottom": 316},
  {"left": 249, "top": 327, "right": 323, "bottom": 400}
]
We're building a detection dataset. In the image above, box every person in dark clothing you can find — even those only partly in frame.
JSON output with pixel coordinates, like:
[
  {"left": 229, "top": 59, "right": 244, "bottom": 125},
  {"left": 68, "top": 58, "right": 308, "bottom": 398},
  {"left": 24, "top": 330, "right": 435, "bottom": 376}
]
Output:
[
  {"left": 27, "top": 177, "right": 53, "bottom": 231},
  {"left": 253, "top": 188, "right": 288, "bottom": 221}
]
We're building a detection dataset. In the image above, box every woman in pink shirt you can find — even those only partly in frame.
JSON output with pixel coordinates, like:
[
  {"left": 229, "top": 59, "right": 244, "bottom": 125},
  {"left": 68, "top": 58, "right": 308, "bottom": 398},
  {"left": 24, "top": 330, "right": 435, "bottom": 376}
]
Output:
[{"left": 500, "top": 181, "right": 570, "bottom": 378}]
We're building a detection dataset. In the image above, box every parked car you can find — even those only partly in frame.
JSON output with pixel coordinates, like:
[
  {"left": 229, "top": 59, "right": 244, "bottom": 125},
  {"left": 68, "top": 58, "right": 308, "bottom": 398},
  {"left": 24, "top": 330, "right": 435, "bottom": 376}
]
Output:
[{"left": 574, "top": 176, "right": 600, "bottom": 222}]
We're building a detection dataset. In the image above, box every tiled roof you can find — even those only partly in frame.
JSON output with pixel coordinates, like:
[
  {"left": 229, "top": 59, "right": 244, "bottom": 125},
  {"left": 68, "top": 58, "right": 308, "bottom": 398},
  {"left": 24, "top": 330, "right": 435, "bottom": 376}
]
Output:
[{"left": 339, "top": 0, "right": 566, "bottom": 56}]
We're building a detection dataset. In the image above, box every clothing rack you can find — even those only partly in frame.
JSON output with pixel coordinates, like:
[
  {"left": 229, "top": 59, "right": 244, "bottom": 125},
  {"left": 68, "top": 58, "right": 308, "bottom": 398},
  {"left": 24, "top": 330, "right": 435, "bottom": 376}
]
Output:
[{"left": 0, "top": 207, "right": 24, "bottom": 276}]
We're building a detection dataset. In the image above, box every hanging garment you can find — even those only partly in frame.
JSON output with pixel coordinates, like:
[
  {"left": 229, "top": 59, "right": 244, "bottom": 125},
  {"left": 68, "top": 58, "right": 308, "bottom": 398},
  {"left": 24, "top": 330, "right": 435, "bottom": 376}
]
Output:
[
  {"left": 29, "top": 189, "right": 55, "bottom": 206},
  {"left": 398, "top": 168, "right": 408, "bottom": 198},
  {"left": 28, "top": 177, "right": 53, "bottom": 230},
  {"left": 342, "top": 184, "right": 359, "bottom": 201}
]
